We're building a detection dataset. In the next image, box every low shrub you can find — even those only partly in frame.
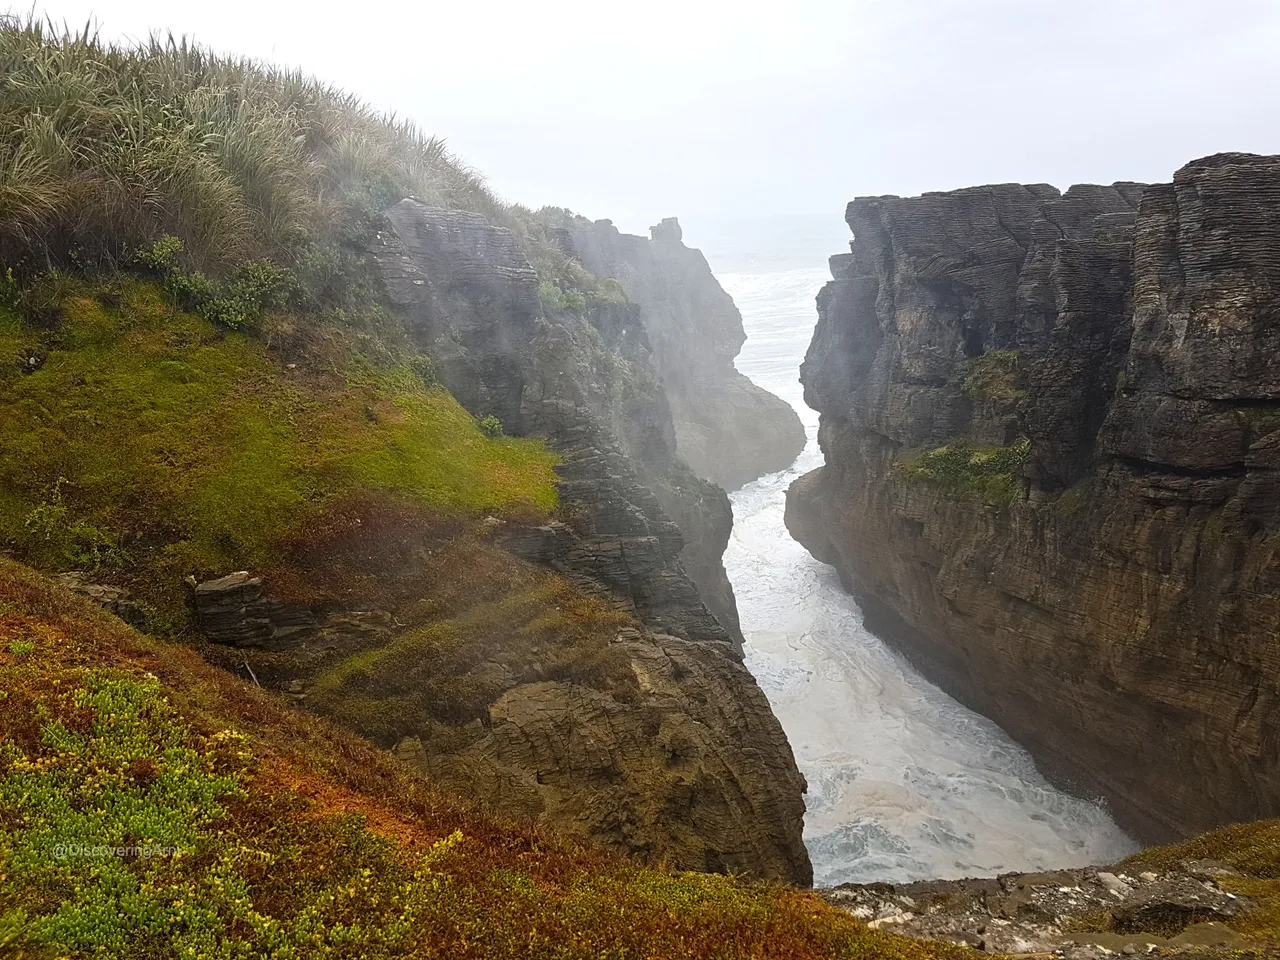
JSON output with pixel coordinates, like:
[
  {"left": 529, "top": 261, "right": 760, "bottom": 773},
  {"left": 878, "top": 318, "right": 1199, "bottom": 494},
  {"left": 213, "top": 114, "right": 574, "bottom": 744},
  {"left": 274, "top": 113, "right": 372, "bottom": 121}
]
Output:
[
  {"left": 901, "top": 438, "right": 1031, "bottom": 502},
  {"left": 19, "top": 479, "right": 128, "bottom": 572},
  {"left": 478, "top": 414, "right": 503, "bottom": 438},
  {"left": 136, "top": 236, "right": 302, "bottom": 330}
]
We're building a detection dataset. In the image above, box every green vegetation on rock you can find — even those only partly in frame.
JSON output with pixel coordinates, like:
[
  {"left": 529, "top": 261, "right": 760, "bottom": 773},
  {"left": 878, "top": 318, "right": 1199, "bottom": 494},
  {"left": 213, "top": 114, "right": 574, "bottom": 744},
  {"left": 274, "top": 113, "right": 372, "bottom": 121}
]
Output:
[
  {"left": 311, "top": 561, "right": 636, "bottom": 739},
  {"left": 901, "top": 438, "right": 1031, "bottom": 502},
  {"left": 959, "top": 349, "right": 1024, "bottom": 403},
  {"left": 1105, "top": 820, "right": 1280, "bottom": 946},
  {"left": 0, "top": 277, "right": 558, "bottom": 630},
  {"left": 0, "top": 19, "right": 574, "bottom": 634}
]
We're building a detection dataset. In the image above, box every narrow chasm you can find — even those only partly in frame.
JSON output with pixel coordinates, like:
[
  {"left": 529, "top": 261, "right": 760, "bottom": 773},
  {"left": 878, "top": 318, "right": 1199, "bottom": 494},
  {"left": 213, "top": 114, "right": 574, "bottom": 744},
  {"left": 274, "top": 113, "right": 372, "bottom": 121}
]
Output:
[{"left": 717, "top": 266, "right": 1136, "bottom": 888}]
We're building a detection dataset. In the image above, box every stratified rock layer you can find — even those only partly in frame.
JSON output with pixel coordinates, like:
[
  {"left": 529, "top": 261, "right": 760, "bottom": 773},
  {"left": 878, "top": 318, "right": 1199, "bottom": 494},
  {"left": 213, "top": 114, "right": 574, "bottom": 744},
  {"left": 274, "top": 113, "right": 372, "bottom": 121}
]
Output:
[
  {"left": 564, "top": 216, "right": 806, "bottom": 490},
  {"left": 370, "top": 200, "right": 744, "bottom": 646},
  {"left": 414, "top": 630, "right": 808, "bottom": 881},
  {"left": 786, "top": 154, "right": 1280, "bottom": 843}
]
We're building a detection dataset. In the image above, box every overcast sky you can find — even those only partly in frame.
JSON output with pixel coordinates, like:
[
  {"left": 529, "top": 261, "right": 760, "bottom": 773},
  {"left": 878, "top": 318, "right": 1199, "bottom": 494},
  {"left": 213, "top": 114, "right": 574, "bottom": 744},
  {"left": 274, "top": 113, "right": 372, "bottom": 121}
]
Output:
[{"left": 16, "top": 0, "right": 1280, "bottom": 261}]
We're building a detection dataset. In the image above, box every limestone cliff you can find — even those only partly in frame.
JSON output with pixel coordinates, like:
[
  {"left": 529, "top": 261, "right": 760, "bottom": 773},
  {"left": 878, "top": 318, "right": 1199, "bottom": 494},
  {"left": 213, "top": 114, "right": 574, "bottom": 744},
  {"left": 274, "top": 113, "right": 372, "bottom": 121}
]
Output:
[
  {"left": 558, "top": 214, "right": 806, "bottom": 490},
  {"left": 786, "top": 154, "right": 1280, "bottom": 844},
  {"left": 195, "top": 202, "right": 811, "bottom": 883}
]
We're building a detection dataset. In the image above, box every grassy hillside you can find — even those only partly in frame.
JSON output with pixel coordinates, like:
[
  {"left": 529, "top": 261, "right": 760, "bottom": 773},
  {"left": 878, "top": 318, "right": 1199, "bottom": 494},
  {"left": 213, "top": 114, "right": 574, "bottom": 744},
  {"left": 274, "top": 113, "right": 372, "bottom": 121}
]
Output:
[
  {"left": 0, "top": 18, "right": 575, "bottom": 624},
  {"left": 0, "top": 560, "right": 966, "bottom": 959},
  {"left": 0, "top": 16, "right": 502, "bottom": 274},
  {"left": 0, "top": 274, "right": 558, "bottom": 632}
]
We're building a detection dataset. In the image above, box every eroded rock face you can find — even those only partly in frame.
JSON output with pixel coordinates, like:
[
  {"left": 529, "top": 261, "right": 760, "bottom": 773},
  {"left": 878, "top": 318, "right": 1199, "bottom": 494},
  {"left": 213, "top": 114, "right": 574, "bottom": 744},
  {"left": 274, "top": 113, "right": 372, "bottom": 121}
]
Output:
[
  {"left": 564, "top": 216, "right": 806, "bottom": 490},
  {"left": 367, "top": 205, "right": 543, "bottom": 433},
  {"left": 420, "top": 631, "right": 809, "bottom": 881},
  {"left": 494, "top": 417, "right": 731, "bottom": 646},
  {"left": 369, "top": 200, "right": 745, "bottom": 647},
  {"left": 787, "top": 154, "right": 1280, "bottom": 843},
  {"left": 192, "top": 572, "right": 316, "bottom": 647}
]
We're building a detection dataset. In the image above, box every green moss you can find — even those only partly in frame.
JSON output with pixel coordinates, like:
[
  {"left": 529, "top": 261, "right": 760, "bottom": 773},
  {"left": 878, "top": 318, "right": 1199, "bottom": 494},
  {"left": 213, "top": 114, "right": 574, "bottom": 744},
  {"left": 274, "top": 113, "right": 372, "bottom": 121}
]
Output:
[
  {"left": 1238, "top": 405, "right": 1280, "bottom": 443},
  {"left": 1054, "top": 486, "right": 1088, "bottom": 515},
  {"left": 1123, "top": 819, "right": 1280, "bottom": 944},
  {"left": 0, "top": 281, "right": 558, "bottom": 626},
  {"left": 960, "top": 349, "right": 1023, "bottom": 403},
  {"left": 1125, "top": 819, "right": 1280, "bottom": 879},
  {"left": 0, "top": 302, "right": 38, "bottom": 387},
  {"left": 900, "top": 438, "right": 1030, "bottom": 503},
  {"left": 314, "top": 392, "right": 556, "bottom": 517},
  {"left": 1059, "top": 907, "right": 1117, "bottom": 935}
]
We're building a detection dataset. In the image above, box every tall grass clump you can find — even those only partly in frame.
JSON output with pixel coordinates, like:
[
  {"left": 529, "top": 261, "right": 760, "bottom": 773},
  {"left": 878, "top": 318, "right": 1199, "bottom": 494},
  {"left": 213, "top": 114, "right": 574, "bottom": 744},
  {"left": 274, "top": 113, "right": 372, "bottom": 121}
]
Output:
[{"left": 0, "top": 15, "right": 503, "bottom": 280}]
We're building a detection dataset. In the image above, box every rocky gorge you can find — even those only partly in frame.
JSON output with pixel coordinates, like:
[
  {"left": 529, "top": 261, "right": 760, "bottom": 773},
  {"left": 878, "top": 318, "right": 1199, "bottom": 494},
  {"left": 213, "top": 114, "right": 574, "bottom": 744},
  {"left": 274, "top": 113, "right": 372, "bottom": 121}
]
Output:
[
  {"left": 786, "top": 152, "right": 1280, "bottom": 847},
  {"left": 21, "top": 19, "right": 1280, "bottom": 958}
]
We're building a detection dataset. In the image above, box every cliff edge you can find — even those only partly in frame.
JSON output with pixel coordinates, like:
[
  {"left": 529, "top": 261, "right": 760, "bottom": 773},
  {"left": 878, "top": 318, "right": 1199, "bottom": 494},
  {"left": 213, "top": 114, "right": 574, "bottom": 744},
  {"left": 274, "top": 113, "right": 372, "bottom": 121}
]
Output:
[{"left": 786, "top": 153, "right": 1280, "bottom": 843}]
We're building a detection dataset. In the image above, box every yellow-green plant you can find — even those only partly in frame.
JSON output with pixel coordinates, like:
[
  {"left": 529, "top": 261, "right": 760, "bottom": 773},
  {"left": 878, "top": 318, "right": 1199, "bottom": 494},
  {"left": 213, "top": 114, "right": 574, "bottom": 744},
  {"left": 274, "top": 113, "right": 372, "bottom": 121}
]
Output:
[
  {"left": 960, "top": 349, "right": 1023, "bottom": 402},
  {"left": 901, "top": 438, "right": 1031, "bottom": 502}
]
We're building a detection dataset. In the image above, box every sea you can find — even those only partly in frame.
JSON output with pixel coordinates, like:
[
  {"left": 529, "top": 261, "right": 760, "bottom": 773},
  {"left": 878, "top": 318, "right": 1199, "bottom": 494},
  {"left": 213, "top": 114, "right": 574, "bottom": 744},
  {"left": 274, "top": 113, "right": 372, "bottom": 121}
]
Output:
[{"left": 714, "top": 263, "right": 1139, "bottom": 887}]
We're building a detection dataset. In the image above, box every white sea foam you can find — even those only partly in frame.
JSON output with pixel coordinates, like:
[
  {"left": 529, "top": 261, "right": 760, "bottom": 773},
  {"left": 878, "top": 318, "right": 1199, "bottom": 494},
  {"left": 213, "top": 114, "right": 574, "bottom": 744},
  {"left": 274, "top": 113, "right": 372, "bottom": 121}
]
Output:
[{"left": 718, "top": 267, "right": 1138, "bottom": 887}]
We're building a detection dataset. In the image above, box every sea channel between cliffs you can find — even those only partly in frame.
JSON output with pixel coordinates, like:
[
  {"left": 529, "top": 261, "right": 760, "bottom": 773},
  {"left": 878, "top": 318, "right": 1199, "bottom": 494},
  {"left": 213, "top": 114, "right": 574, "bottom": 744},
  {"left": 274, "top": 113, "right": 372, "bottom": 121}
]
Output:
[{"left": 716, "top": 266, "right": 1137, "bottom": 887}]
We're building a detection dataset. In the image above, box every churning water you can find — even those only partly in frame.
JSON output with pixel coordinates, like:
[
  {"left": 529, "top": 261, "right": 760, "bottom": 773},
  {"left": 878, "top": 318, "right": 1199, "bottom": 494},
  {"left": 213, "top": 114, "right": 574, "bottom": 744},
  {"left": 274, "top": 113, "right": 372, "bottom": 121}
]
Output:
[{"left": 718, "top": 267, "right": 1138, "bottom": 887}]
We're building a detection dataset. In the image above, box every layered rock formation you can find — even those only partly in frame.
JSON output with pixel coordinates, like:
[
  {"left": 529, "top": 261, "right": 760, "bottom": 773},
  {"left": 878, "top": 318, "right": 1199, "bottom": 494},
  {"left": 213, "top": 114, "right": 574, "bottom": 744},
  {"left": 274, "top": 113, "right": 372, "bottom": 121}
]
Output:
[
  {"left": 196, "top": 201, "right": 811, "bottom": 883},
  {"left": 370, "top": 200, "right": 744, "bottom": 646},
  {"left": 405, "top": 628, "right": 808, "bottom": 882},
  {"left": 787, "top": 154, "right": 1280, "bottom": 844},
  {"left": 561, "top": 215, "right": 806, "bottom": 490}
]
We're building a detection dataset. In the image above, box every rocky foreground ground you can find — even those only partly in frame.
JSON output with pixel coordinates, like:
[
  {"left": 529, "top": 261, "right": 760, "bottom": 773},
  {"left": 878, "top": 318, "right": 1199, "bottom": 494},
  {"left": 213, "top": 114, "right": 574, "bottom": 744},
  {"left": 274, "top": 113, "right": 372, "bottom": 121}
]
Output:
[{"left": 824, "top": 862, "right": 1259, "bottom": 958}]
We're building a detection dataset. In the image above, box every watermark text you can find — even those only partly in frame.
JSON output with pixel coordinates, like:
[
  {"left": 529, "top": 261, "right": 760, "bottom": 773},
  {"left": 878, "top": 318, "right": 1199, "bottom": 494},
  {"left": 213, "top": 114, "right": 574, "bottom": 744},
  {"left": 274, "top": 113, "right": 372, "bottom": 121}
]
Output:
[{"left": 51, "top": 843, "right": 180, "bottom": 861}]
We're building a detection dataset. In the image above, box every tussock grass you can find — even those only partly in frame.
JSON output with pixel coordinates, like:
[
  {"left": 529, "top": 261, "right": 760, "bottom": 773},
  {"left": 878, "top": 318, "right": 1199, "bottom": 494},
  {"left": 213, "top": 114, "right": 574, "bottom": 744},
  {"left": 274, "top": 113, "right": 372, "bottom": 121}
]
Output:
[
  {"left": 0, "top": 15, "right": 502, "bottom": 274},
  {"left": 0, "top": 559, "right": 967, "bottom": 960}
]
